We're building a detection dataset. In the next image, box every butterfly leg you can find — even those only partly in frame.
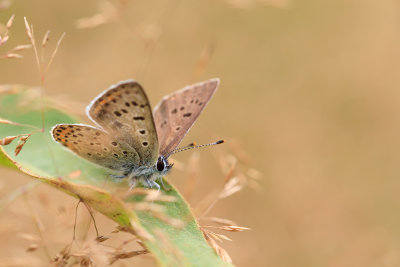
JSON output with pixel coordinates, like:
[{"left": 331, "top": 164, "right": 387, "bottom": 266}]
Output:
[
  {"left": 143, "top": 179, "right": 153, "bottom": 188},
  {"left": 128, "top": 178, "right": 137, "bottom": 191},
  {"left": 110, "top": 174, "right": 125, "bottom": 179},
  {"left": 150, "top": 180, "right": 160, "bottom": 192},
  {"left": 158, "top": 177, "right": 171, "bottom": 191}
]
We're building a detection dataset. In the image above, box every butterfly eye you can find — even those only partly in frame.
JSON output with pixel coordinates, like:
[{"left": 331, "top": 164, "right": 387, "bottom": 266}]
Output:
[{"left": 156, "top": 157, "right": 165, "bottom": 172}]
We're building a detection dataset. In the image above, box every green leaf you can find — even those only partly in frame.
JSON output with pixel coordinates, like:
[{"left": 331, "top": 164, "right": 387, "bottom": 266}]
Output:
[{"left": 0, "top": 86, "right": 231, "bottom": 267}]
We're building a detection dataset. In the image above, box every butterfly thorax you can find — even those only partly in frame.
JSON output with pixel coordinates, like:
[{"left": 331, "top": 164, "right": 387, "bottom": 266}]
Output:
[{"left": 125, "top": 155, "right": 172, "bottom": 183}]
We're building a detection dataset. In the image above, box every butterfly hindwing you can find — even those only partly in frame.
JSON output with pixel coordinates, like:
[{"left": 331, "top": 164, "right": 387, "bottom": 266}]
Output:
[
  {"left": 52, "top": 124, "right": 140, "bottom": 171},
  {"left": 153, "top": 78, "right": 219, "bottom": 156},
  {"left": 87, "top": 80, "right": 159, "bottom": 166}
]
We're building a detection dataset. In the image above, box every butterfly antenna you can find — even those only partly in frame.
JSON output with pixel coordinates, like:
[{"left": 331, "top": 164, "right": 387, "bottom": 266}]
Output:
[{"left": 166, "top": 140, "right": 224, "bottom": 158}]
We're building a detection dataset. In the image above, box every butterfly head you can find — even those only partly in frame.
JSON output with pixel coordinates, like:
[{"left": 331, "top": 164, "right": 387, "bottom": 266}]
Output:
[{"left": 155, "top": 155, "right": 173, "bottom": 176}]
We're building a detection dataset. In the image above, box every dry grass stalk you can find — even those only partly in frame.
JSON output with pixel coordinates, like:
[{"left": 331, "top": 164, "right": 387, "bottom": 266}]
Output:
[
  {"left": 0, "top": 85, "right": 19, "bottom": 95},
  {"left": 205, "top": 217, "right": 238, "bottom": 226},
  {"left": 207, "top": 231, "right": 232, "bottom": 242},
  {"left": 202, "top": 229, "right": 232, "bottom": 263},
  {"left": 109, "top": 249, "right": 148, "bottom": 264},
  {"left": 124, "top": 188, "right": 177, "bottom": 202},
  {"left": 117, "top": 220, "right": 155, "bottom": 242},
  {"left": 43, "top": 32, "right": 65, "bottom": 78},
  {"left": 218, "top": 225, "right": 250, "bottom": 232},
  {"left": 52, "top": 243, "right": 72, "bottom": 266},
  {"left": 153, "top": 228, "right": 184, "bottom": 263},
  {"left": 204, "top": 225, "right": 250, "bottom": 232},
  {"left": 133, "top": 202, "right": 185, "bottom": 228},
  {"left": 18, "top": 232, "right": 40, "bottom": 242},
  {"left": 68, "top": 238, "right": 111, "bottom": 266},
  {"left": 0, "top": 117, "right": 19, "bottom": 124},
  {"left": 0, "top": 117, "right": 41, "bottom": 131},
  {"left": 23, "top": 17, "right": 65, "bottom": 84}
]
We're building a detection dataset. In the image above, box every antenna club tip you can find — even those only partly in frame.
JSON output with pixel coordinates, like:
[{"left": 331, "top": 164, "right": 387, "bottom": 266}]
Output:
[{"left": 216, "top": 140, "right": 225, "bottom": 144}]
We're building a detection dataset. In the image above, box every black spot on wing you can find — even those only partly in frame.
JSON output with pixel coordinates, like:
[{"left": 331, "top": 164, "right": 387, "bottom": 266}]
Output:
[
  {"left": 113, "top": 121, "right": 123, "bottom": 128},
  {"left": 97, "top": 109, "right": 107, "bottom": 119}
]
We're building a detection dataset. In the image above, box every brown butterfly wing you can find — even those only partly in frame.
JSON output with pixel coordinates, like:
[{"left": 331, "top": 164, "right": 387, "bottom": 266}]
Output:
[
  {"left": 153, "top": 78, "right": 220, "bottom": 156},
  {"left": 52, "top": 124, "right": 140, "bottom": 170},
  {"left": 87, "top": 80, "right": 159, "bottom": 166}
]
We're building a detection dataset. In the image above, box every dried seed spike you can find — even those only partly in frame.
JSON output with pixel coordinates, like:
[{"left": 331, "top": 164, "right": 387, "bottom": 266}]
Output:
[
  {"left": 23, "top": 17, "right": 32, "bottom": 40},
  {"left": 214, "top": 233, "right": 232, "bottom": 242},
  {"left": 10, "top": 44, "right": 32, "bottom": 52},
  {"left": 202, "top": 229, "right": 232, "bottom": 263},
  {"left": 0, "top": 118, "right": 20, "bottom": 125},
  {"left": 218, "top": 225, "right": 250, "bottom": 232},
  {"left": 219, "top": 176, "right": 243, "bottom": 199},
  {"left": 42, "top": 30, "right": 50, "bottom": 47},
  {"left": 6, "top": 14, "right": 15, "bottom": 29},
  {"left": 14, "top": 134, "right": 31, "bottom": 156},
  {"left": 0, "top": 35, "right": 9, "bottom": 45},
  {"left": 3, "top": 53, "right": 23, "bottom": 59},
  {"left": 26, "top": 243, "right": 39, "bottom": 252},
  {"left": 208, "top": 231, "right": 222, "bottom": 242},
  {"left": 0, "top": 135, "right": 18, "bottom": 145},
  {"left": 18, "top": 233, "right": 40, "bottom": 242},
  {"left": 95, "top": 235, "right": 109, "bottom": 243},
  {"left": 207, "top": 217, "right": 238, "bottom": 226}
]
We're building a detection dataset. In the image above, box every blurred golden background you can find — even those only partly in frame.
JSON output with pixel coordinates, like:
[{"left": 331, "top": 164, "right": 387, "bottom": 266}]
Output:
[{"left": 2, "top": 0, "right": 400, "bottom": 266}]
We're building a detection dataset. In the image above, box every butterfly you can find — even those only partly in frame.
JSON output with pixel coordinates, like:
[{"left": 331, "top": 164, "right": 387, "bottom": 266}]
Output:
[{"left": 51, "top": 78, "right": 221, "bottom": 190}]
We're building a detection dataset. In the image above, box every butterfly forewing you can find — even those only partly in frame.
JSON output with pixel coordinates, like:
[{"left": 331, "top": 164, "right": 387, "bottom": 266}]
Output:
[
  {"left": 87, "top": 80, "right": 159, "bottom": 165},
  {"left": 52, "top": 124, "right": 140, "bottom": 170},
  {"left": 153, "top": 78, "right": 219, "bottom": 156}
]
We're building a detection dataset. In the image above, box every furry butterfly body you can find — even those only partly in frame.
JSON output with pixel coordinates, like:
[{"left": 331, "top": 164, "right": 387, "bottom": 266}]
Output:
[{"left": 52, "top": 79, "right": 220, "bottom": 189}]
